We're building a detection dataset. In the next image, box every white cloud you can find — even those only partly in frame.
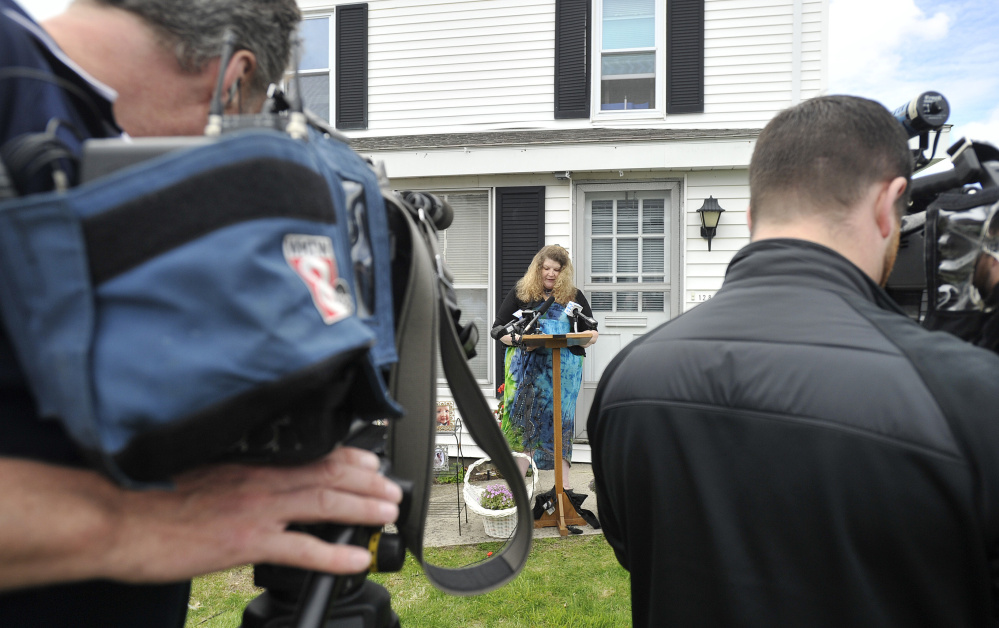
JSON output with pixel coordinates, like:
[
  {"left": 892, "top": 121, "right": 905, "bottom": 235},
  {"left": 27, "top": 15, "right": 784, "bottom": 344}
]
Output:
[
  {"left": 950, "top": 105, "right": 999, "bottom": 149},
  {"left": 829, "top": 0, "right": 951, "bottom": 96}
]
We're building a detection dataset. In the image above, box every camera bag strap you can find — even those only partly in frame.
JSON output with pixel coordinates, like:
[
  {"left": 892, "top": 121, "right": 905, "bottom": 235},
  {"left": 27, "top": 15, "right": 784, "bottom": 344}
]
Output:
[{"left": 385, "top": 193, "right": 532, "bottom": 595}]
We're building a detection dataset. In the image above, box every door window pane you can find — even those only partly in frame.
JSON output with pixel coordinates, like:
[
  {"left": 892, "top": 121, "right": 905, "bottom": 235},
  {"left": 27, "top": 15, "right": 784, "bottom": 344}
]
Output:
[
  {"left": 617, "top": 292, "right": 638, "bottom": 312},
  {"left": 643, "top": 199, "right": 665, "bottom": 233},
  {"left": 642, "top": 239, "right": 664, "bottom": 274},
  {"left": 591, "top": 292, "right": 613, "bottom": 311},
  {"left": 642, "top": 292, "right": 665, "bottom": 311},
  {"left": 592, "top": 201, "right": 614, "bottom": 234},
  {"left": 617, "top": 200, "right": 638, "bottom": 234},
  {"left": 617, "top": 239, "right": 638, "bottom": 274},
  {"left": 592, "top": 239, "right": 613, "bottom": 274}
]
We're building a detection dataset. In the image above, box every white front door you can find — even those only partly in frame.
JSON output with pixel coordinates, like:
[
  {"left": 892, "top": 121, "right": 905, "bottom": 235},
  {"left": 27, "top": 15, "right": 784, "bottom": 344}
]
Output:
[{"left": 573, "top": 182, "right": 681, "bottom": 438}]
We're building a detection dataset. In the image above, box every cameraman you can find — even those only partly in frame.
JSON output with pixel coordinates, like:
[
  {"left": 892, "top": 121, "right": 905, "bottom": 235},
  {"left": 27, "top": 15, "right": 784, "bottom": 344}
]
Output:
[
  {"left": 589, "top": 95, "right": 999, "bottom": 627},
  {"left": 0, "top": 1, "right": 401, "bottom": 626}
]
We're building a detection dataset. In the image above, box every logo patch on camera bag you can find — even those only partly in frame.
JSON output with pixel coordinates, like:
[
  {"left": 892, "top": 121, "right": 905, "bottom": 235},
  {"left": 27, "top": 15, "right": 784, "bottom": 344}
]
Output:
[{"left": 283, "top": 234, "right": 353, "bottom": 324}]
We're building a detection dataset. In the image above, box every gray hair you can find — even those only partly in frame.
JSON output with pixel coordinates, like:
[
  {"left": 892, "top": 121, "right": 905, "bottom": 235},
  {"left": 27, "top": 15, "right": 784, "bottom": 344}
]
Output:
[{"left": 84, "top": 0, "right": 301, "bottom": 97}]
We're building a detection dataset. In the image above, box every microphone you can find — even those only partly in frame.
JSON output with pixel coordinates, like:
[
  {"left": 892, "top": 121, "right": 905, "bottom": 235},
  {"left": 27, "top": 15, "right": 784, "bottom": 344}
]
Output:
[
  {"left": 565, "top": 301, "right": 598, "bottom": 331},
  {"left": 892, "top": 91, "right": 950, "bottom": 139},
  {"left": 535, "top": 295, "right": 556, "bottom": 317},
  {"left": 489, "top": 295, "right": 555, "bottom": 340}
]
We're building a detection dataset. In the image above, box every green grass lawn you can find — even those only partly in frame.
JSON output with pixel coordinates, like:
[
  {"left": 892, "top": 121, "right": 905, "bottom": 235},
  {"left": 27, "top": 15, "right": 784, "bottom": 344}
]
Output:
[{"left": 185, "top": 535, "right": 630, "bottom": 627}]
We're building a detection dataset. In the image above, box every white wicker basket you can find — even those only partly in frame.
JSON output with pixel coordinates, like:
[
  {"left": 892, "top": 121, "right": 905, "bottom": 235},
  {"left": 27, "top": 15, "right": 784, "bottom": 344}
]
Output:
[{"left": 463, "top": 452, "right": 538, "bottom": 538}]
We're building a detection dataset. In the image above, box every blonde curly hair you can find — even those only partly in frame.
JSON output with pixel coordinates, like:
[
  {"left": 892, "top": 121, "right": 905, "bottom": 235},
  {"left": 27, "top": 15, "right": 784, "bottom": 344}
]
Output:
[{"left": 515, "top": 245, "right": 577, "bottom": 304}]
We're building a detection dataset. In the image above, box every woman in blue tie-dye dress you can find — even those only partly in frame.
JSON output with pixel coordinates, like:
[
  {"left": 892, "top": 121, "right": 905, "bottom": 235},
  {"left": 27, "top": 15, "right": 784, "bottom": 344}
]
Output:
[{"left": 493, "top": 245, "right": 598, "bottom": 491}]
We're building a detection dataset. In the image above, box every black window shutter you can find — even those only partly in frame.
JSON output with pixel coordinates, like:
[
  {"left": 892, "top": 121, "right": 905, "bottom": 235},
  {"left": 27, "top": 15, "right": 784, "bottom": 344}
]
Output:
[
  {"left": 666, "top": 0, "right": 705, "bottom": 114},
  {"left": 554, "top": 0, "right": 590, "bottom": 119},
  {"left": 495, "top": 187, "right": 545, "bottom": 385},
  {"left": 336, "top": 4, "right": 368, "bottom": 130}
]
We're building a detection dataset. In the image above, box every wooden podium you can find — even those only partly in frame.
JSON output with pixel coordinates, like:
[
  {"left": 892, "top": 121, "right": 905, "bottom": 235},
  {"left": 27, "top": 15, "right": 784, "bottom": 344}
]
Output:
[{"left": 519, "top": 332, "right": 591, "bottom": 537}]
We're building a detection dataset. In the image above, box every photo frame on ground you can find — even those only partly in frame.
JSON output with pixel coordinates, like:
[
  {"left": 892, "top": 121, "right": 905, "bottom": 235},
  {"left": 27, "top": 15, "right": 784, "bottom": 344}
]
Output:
[
  {"left": 436, "top": 400, "right": 456, "bottom": 432},
  {"left": 433, "top": 445, "right": 449, "bottom": 471}
]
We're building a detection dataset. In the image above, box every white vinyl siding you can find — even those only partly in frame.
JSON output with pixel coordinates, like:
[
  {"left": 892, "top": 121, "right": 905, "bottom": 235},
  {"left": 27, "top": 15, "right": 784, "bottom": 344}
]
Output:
[
  {"left": 297, "top": 0, "right": 827, "bottom": 133},
  {"left": 366, "top": 0, "right": 555, "bottom": 133},
  {"left": 683, "top": 169, "right": 750, "bottom": 308}
]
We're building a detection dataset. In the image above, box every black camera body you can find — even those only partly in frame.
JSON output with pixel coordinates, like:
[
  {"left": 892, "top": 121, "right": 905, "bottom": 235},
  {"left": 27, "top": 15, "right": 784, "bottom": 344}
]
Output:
[{"left": 886, "top": 137, "right": 999, "bottom": 320}]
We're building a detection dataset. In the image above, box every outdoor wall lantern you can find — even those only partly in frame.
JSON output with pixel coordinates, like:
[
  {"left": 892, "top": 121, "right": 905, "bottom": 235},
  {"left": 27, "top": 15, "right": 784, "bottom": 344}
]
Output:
[{"left": 697, "top": 196, "right": 726, "bottom": 251}]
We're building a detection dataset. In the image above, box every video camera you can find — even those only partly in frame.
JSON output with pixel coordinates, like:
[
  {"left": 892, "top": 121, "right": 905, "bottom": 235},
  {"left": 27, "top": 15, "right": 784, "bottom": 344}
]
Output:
[
  {"left": 0, "top": 30, "right": 531, "bottom": 628},
  {"left": 884, "top": 93, "right": 999, "bottom": 326}
]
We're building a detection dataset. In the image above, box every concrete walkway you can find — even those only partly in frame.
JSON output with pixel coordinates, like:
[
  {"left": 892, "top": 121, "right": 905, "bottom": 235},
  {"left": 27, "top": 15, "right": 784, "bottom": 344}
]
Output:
[{"left": 421, "top": 461, "right": 602, "bottom": 547}]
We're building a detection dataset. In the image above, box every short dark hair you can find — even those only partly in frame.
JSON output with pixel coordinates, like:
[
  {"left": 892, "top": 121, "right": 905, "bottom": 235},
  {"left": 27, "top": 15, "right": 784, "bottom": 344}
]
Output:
[
  {"left": 749, "top": 95, "right": 913, "bottom": 224},
  {"left": 87, "top": 0, "right": 301, "bottom": 97}
]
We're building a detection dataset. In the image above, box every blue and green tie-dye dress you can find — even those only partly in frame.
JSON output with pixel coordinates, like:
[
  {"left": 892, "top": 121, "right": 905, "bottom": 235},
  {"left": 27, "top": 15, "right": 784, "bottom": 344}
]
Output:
[{"left": 500, "top": 301, "right": 583, "bottom": 470}]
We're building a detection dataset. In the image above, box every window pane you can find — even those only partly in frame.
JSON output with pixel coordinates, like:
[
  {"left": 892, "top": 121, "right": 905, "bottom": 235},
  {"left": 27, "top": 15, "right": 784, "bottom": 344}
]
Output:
[
  {"left": 643, "top": 199, "right": 665, "bottom": 233},
  {"left": 617, "top": 277, "right": 638, "bottom": 283},
  {"left": 643, "top": 238, "right": 664, "bottom": 273},
  {"left": 617, "top": 200, "right": 638, "bottom": 234},
  {"left": 642, "top": 291, "right": 665, "bottom": 311},
  {"left": 617, "top": 239, "right": 638, "bottom": 273},
  {"left": 603, "top": 0, "right": 655, "bottom": 49},
  {"left": 592, "top": 200, "right": 614, "bottom": 235},
  {"left": 299, "top": 75, "right": 330, "bottom": 122},
  {"left": 456, "top": 288, "right": 488, "bottom": 380},
  {"left": 601, "top": 76, "right": 655, "bottom": 110},
  {"left": 592, "top": 239, "right": 613, "bottom": 274},
  {"left": 299, "top": 18, "right": 330, "bottom": 70},
  {"left": 438, "top": 193, "right": 489, "bottom": 284},
  {"left": 434, "top": 290, "right": 488, "bottom": 381},
  {"left": 591, "top": 292, "right": 613, "bottom": 311},
  {"left": 642, "top": 276, "right": 664, "bottom": 283},
  {"left": 617, "top": 291, "right": 638, "bottom": 312},
  {"left": 602, "top": 53, "right": 655, "bottom": 77}
]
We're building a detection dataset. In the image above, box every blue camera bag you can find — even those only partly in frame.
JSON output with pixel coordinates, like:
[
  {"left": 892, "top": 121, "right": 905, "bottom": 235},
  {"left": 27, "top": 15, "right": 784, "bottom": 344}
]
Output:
[{"left": 0, "top": 129, "right": 398, "bottom": 483}]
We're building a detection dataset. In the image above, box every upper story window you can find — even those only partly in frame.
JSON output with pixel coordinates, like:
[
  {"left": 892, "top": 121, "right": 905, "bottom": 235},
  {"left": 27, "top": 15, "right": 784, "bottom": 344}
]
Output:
[
  {"left": 295, "top": 16, "right": 331, "bottom": 122},
  {"left": 597, "top": 0, "right": 662, "bottom": 113},
  {"left": 292, "top": 5, "right": 368, "bottom": 130}
]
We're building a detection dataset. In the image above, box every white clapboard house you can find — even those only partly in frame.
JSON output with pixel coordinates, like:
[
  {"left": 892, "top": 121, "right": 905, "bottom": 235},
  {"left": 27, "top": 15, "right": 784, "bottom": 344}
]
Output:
[{"left": 295, "top": 0, "right": 828, "bottom": 459}]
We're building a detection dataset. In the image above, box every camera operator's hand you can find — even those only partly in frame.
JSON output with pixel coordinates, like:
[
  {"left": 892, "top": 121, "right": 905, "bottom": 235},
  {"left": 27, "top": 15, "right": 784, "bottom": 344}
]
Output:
[{"left": 0, "top": 447, "right": 401, "bottom": 591}]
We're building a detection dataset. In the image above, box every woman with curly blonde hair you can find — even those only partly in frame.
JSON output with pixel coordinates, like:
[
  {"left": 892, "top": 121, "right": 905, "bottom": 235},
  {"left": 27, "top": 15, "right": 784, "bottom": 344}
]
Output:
[{"left": 492, "top": 245, "right": 598, "bottom": 492}]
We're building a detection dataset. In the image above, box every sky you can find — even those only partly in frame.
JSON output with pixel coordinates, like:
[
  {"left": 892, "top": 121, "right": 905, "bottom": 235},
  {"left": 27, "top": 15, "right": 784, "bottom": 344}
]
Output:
[{"left": 17, "top": 0, "right": 999, "bottom": 153}]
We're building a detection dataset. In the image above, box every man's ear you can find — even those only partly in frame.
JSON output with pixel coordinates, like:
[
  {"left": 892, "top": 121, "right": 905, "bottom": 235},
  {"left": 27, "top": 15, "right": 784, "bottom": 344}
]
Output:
[
  {"left": 746, "top": 205, "right": 754, "bottom": 235},
  {"left": 221, "top": 50, "right": 257, "bottom": 109},
  {"left": 875, "top": 177, "right": 908, "bottom": 239}
]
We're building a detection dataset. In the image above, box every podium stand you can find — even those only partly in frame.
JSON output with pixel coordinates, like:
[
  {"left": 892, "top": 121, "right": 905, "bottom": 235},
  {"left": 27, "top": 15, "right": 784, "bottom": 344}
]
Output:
[{"left": 519, "top": 332, "right": 591, "bottom": 537}]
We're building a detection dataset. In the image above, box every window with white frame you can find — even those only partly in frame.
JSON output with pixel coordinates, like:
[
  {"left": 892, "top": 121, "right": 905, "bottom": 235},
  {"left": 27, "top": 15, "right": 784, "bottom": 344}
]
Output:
[
  {"left": 587, "top": 190, "right": 670, "bottom": 313},
  {"left": 434, "top": 191, "right": 491, "bottom": 384},
  {"left": 597, "top": 0, "right": 662, "bottom": 112},
  {"left": 296, "top": 16, "right": 331, "bottom": 122}
]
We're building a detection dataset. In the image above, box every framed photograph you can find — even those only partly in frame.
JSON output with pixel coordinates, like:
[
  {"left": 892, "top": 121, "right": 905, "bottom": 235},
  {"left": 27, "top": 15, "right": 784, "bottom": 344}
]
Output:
[
  {"left": 433, "top": 445, "right": 449, "bottom": 471},
  {"left": 436, "top": 401, "right": 456, "bottom": 432}
]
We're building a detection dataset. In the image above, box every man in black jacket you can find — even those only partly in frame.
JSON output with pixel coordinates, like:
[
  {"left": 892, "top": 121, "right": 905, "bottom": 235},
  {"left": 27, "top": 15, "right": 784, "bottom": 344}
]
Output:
[{"left": 588, "top": 95, "right": 999, "bottom": 627}]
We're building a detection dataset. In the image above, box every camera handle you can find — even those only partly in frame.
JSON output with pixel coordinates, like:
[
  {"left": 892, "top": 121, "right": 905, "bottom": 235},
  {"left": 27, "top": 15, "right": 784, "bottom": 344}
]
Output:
[{"left": 909, "top": 138, "right": 999, "bottom": 214}]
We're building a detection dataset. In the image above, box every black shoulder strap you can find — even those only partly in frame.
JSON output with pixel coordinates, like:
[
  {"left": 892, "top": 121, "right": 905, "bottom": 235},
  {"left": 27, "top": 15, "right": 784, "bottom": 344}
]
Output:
[{"left": 384, "top": 193, "right": 532, "bottom": 595}]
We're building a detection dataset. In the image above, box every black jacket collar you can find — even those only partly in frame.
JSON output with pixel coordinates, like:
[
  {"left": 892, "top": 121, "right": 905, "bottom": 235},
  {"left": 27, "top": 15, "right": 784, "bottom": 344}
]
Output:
[{"left": 725, "top": 238, "right": 907, "bottom": 316}]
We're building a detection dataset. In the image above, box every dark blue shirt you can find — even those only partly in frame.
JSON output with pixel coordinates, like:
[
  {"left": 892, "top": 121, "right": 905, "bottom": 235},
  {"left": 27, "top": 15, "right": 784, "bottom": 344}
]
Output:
[{"left": 0, "top": 2, "right": 189, "bottom": 625}]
